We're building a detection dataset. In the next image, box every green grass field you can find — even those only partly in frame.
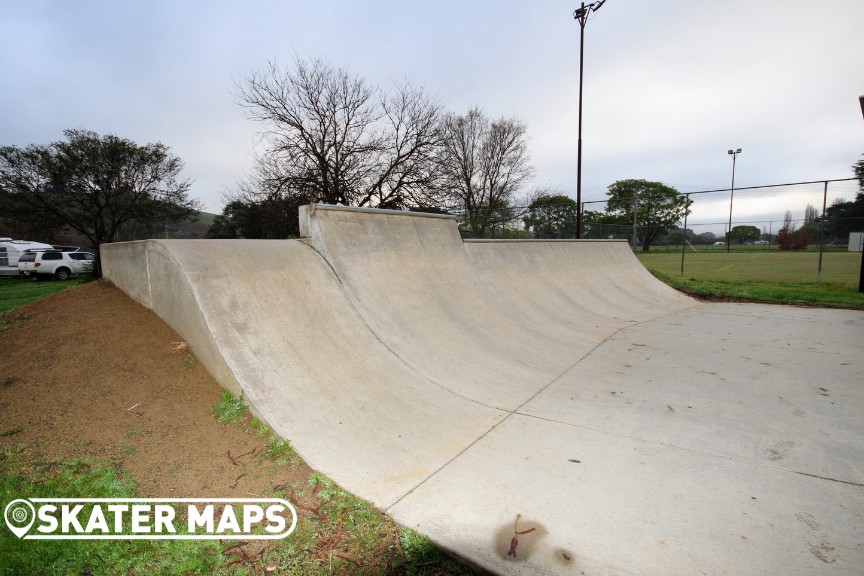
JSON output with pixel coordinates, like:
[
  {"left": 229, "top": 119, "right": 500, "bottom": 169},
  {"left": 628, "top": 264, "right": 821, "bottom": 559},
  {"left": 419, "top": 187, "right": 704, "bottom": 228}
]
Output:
[
  {"left": 638, "top": 250, "right": 860, "bottom": 285},
  {"left": 0, "top": 277, "right": 89, "bottom": 315},
  {"left": 637, "top": 250, "right": 864, "bottom": 309}
]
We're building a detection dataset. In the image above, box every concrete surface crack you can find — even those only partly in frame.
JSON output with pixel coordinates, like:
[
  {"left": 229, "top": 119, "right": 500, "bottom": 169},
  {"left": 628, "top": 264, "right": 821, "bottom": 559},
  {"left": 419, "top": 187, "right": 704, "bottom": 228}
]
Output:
[{"left": 789, "top": 470, "right": 864, "bottom": 488}]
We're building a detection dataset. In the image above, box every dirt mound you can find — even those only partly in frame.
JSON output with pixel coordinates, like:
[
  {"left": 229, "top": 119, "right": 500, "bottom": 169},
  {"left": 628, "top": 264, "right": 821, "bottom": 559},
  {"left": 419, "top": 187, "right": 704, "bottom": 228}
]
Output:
[{"left": 0, "top": 281, "right": 310, "bottom": 498}]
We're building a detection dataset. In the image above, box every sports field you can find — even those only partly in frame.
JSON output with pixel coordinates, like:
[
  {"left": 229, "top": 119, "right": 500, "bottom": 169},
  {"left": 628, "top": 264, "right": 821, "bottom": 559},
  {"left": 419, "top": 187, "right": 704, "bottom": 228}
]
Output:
[
  {"left": 636, "top": 249, "right": 864, "bottom": 308},
  {"left": 638, "top": 250, "right": 861, "bottom": 286}
]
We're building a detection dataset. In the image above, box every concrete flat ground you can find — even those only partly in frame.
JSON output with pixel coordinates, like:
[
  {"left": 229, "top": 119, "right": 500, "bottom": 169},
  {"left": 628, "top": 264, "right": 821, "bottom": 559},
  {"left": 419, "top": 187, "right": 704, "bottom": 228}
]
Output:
[{"left": 102, "top": 205, "right": 864, "bottom": 575}]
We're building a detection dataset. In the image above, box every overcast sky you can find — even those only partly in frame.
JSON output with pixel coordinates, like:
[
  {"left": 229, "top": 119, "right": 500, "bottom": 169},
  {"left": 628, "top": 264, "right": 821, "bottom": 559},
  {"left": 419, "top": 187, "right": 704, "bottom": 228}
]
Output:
[{"left": 2, "top": 0, "right": 863, "bottom": 228}]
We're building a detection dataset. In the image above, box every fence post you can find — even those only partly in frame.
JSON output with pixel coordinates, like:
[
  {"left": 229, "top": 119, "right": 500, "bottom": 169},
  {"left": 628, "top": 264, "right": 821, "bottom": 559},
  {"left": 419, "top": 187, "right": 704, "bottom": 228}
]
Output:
[
  {"left": 580, "top": 202, "right": 585, "bottom": 239},
  {"left": 859, "top": 232, "right": 864, "bottom": 293},
  {"left": 680, "top": 193, "right": 690, "bottom": 278},
  {"left": 817, "top": 181, "right": 827, "bottom": 283}
]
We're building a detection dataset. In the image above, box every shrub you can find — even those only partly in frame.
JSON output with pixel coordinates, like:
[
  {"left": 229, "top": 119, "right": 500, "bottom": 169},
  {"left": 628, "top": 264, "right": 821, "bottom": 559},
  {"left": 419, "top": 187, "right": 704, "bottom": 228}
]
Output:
[{"left": 776, "top": 226, "right": 810, "bottom": 250}]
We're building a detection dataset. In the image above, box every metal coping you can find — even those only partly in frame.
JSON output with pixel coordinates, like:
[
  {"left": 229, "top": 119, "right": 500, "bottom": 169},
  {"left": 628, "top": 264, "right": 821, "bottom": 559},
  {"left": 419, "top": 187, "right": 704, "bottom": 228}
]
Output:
[{"left": 309, "top": 204, "right": 457, "bottom": 220}]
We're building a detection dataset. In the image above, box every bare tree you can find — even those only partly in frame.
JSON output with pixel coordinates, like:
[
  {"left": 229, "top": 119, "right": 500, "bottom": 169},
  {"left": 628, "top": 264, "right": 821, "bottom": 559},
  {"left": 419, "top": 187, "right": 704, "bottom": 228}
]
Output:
[
  {"left": 803, "top": 203, "right": 820, "bottom": 225},
  {"left": 234, "top": 57, "right": 443, "bottom": 210},
  {"left": 369, "top": 84, "right": 444, "bottom": 208},
  {"left": 783, "top": 210, "right": 797, "bottom": 232},
  {"left": 437, "top": 108, "right": 533, "bottom": 237}
]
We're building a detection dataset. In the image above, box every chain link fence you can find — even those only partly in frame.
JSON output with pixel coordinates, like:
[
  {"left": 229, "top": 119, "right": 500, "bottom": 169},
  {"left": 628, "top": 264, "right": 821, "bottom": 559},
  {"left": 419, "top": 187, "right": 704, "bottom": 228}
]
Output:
[{"left": 435, "top": 178, "right": 862, "bottom": 284}]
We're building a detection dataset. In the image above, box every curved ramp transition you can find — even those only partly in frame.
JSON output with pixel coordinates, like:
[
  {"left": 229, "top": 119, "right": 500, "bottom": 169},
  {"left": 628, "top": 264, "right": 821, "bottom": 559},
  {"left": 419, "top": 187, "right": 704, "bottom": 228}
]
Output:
[{"left": 103, "top": 205, "right": 864, "bottom": 576}]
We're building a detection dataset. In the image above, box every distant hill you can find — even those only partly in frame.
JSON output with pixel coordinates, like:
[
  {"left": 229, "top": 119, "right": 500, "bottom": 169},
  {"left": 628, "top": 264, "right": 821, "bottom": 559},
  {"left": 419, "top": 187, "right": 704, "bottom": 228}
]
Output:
[
  {"left": 162, "top": 211, "right": 218, "bottom": 239},
  {"left": 0, "top": 211, "right": 220, "bottom": 250}
]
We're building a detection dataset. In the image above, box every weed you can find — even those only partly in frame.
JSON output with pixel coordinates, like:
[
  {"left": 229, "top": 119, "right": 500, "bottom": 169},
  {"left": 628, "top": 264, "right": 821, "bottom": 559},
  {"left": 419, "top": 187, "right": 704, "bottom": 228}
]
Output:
[
  {"left": 0, "top": 314, "right": 29, "bottom": 332},
  {"left": 261, "top": 435, "right": 298, "bottom": 463},
  {"left": 210, "top": 389, "right": 247, "bottom": 424},
  {"left": 182, "top": 353, "right": 197, "bottom": 372},
  {"left": 249, "top": 417, "right": 270, "bottom": 437},
  {"left": 395, "top": 527, "right": 475, "bottom": 575},
  {"left": 308, "top": 470, "right": 336, "bottom": 494}
]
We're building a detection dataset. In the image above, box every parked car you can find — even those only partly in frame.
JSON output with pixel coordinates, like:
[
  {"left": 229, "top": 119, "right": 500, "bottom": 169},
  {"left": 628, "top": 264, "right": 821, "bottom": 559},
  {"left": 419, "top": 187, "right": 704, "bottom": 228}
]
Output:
[
  {"left": 0, "top": 239, "right": 53, "bottom": 276},
  {"left": 68, "top": 252, "right": 95, "bottom": 275},
  {"left": 18, "top": 250, "right": 93, "bottom": 280}
]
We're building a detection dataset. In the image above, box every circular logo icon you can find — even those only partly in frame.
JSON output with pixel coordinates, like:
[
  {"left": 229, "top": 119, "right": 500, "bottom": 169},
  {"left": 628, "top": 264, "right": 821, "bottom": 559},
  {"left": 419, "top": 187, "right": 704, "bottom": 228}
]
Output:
[{"left": 4, "top": 499, "right": 35, "bottom": 538}]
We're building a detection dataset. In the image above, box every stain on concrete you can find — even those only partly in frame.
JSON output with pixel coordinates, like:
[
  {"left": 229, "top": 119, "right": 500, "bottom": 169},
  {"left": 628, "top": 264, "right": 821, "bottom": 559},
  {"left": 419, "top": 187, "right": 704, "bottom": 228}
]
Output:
[
  {"left": 765, "top": 440, "right": 794, "bottom": 461},
  {"left": 495, "top": 514, "right": 547, "bottom": 561}
]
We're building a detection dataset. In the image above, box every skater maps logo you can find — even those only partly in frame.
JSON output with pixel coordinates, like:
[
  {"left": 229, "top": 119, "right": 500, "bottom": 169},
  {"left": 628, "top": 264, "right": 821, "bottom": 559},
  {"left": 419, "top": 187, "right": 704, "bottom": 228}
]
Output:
[{"left": 3, "top": 498, "right": 296, "bottom": 540}]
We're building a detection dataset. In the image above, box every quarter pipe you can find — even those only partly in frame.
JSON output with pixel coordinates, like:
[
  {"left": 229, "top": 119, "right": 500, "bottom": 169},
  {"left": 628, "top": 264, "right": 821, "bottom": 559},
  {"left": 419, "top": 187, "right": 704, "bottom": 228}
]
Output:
[{"left": 102, "top": 204, "right": 864, "bottom": 575}]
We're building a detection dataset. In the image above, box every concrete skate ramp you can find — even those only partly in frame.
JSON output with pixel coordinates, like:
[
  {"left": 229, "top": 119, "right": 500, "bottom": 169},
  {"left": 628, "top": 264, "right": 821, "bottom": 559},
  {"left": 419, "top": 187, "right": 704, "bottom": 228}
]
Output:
[
  {"left": 102, "top": 205, "right": 864, "bottom": 575},
  {"left": 300, "top": 205, "right": 693, "bottom": 410}
]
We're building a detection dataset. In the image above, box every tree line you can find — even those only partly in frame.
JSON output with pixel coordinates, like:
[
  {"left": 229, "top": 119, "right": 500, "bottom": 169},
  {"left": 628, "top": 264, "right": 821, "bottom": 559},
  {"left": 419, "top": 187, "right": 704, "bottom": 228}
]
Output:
[
  {"left": 211, "top": 57, "right": 703, "bottom": 246},
  {"left": 3, "top": 55, "right": 863, "bottom": 265}
]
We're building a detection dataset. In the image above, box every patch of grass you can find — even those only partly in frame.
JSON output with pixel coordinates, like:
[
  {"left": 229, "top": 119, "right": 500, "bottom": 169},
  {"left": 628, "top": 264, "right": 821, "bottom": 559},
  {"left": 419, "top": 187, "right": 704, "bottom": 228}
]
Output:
[
  {"left": 247, "top": 471, "right": 474, "bottom": 576},
  {"left": 0, "top": 313, "right": 29, "bottom": 332},
  {"left": 650, "top": 271, "right": 864, "bottom": 309},
  {"left": 249, "top": 417, "right": 270, "bottom": 438},
  {"left": 0, "top": 277, "right": 89, "bottom": 314},
  {"left": 260, "top": 435, "right": 301, "bottom": 467},
  {"left": 182, "top": 353, "right": 197, "bottom": 372},
  {"left": 396, "top": 528, "right": 475, "bottom": 576},
  {"left": 210, "top": 389, "right": 247, "bottom": 424},
  {"left": 0, "top": 446, "right": 226, "bottom": 575}
]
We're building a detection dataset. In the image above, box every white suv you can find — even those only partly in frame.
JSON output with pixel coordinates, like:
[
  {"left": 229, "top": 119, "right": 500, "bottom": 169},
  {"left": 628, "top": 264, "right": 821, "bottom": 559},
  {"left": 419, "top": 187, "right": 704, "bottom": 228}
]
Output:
[{"left": 17, "top": 251, "right": 94, "bottom": 280}]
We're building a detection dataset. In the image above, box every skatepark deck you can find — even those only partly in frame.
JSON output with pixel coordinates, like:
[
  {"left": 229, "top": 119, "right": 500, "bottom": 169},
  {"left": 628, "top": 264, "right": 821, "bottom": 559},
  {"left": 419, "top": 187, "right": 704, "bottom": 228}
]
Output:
[{"left": 102, "top": 204, "right": 864, "bottom": 575}]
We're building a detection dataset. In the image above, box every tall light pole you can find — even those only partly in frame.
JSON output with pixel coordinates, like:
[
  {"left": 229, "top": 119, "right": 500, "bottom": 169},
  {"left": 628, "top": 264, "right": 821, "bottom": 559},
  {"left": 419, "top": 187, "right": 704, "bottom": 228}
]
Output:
[
  {"left": 573, "top": 0, "right": 607, "bottom": 239},
  {"left": 725, "top": 148, "right": 741, "bottom": 252}
]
